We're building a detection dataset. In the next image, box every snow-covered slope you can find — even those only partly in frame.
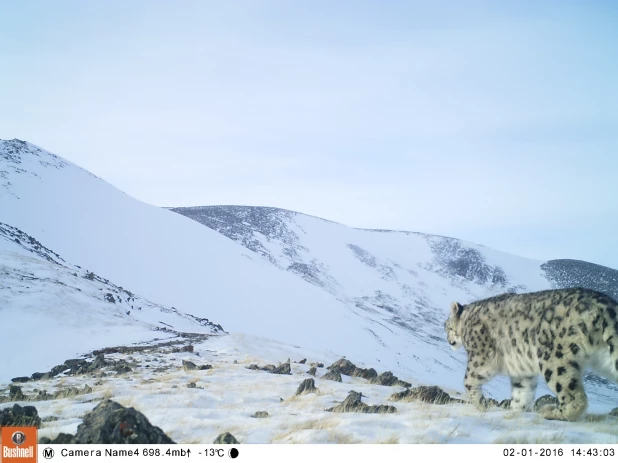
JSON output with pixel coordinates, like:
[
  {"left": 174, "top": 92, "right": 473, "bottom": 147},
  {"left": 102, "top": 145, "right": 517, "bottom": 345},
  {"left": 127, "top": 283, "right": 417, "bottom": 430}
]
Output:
[
  {"left": 167, "top": 206, "right": 547, "bottom": 343},
  {"left": 0, "top": 139, "right": 462, "bottom": 394},
  {"left": 0, "top": 221, "right": 224, "bottom": 383},
  {"left": 170, "top": 205, "right": 618, "bottom": 407}
]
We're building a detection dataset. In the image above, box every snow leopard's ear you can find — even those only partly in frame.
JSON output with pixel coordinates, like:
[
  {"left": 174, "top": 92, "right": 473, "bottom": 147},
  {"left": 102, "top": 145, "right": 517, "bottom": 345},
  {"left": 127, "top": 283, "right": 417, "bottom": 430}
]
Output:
[{"left": 451, "top": 302, "right": 464, "bottom": 318}]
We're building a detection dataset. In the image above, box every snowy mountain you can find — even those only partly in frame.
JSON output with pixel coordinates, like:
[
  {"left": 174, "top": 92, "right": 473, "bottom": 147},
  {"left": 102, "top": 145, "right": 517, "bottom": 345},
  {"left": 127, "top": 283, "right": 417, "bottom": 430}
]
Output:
[
  {"left": 169, "top": 205, "right": 618, "bottom": 405},
  {"left": 0, "top": 139, "right": 462, "bottom": 396},
  {"left": 2, "top": 138, "right": 617, "bottom": 421}
]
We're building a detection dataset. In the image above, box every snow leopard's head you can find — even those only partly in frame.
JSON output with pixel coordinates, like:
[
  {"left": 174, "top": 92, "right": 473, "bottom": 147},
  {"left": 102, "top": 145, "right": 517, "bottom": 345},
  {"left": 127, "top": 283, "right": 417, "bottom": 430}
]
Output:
[{"left": 444, "top": 301, "right": 465, "bottom": 350}]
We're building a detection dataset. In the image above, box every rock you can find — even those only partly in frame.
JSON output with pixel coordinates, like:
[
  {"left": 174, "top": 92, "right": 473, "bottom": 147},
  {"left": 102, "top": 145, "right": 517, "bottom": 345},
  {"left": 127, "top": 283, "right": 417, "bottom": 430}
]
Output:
[
  {"left": 326, "top": 391, "right": 397, "bottom": 414},
  {"left": 251, "top": 411, "right": 269, "bottom": 418},
  {"left": 298, "top": 359, "right": 307, "bottom": 364},
  {"left": 370, "top": 371, "right": 411, "bottom": 388},
  {"left": 308, "top": 366, "right": 317, "bottom": 376},
  {"left": 0, "top": 404, "right": 41, "bottom": 427},
  {"left": 115, "top": 364, "right": 133, "bottom": 375},
  {"left": 322, "top": 369, "right": 342, "bottom": 382},
  {"left": 182, "top": 360, "right": 198, "bottom": 371},
  {"left": 11, "top": 376, "right": 30, "bottom": 383},
  {"left": 48, "top": 364, "right": 68, "bottom": 377},
  {"left": 273, "top": 363, "right": 291, "bottom": 375},
  {"left": 31, "top": 372, "right": 47, "bottom": 381},
  {"left": 317, "top": 363, "right": 324, "bottom": 368},
  {"left": 187, "top": 382, "right": 197, "bottom": 389},
  {"left": 198, "top": 364, "right": 212, "bottom": 371},
  {"left": 609, "top": 407, "right": 618, "bottom": 417},
  {"left": 327, "top": 358, "right": 357, "bottom": 376},
  {"left": 90, "top": 353, "right": 108, "bottom": 371},
  {"left": 389, "top": 386, "right": 463, "bottom": 405},
  {"left": 352, "top": 367, "right": 378, "bottom": 380},
  {"left": 214, "top": 432, "right": 240, "bottom": 444},
  {"left": 498, "top": 399, "right": 512, "bottom": 409},
  {"left": 246, "top": 360, "right": 290, "bottom": 375},
  {"left": 480, "top": 397, "right": 500, "bottom": 409},
  {"left": 82, "top": 384, "right": 93, "bottom": 394},
  {"left": 295, "top": 378, "right": 317, "bottom": 395},
  {"left": 534, "top": 395, "right": 559, "bottom": 412},
  {"left": 9, "top": 385, "right": 26, "bottom": 401},
  {"left": 73, "top": 400, "right": 176, "bottom": 444}
]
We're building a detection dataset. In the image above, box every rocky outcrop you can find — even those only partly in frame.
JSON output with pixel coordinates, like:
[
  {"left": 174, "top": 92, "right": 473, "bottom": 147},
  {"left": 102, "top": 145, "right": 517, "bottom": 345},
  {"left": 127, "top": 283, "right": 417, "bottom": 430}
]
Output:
[
  {"left": 0, "top": 404, "right": 41, "bottom": 427},
  {"left": 322, "top": 369, "right": 342, "bottom": 382},
  {"left": 295, "top": 378, "right": 318, "bottom": 395},
  {"left": 389, "top": 386, "right": 464, "bottom": 405},
  {"left": 52, "top": 400, "right": 176, "bottom": 444},
  {"left": 369, "top": 371, "right": 411, "bottom": 388},
  {"left": 326, "top": 391, "right": 397, "bottom": 414}
]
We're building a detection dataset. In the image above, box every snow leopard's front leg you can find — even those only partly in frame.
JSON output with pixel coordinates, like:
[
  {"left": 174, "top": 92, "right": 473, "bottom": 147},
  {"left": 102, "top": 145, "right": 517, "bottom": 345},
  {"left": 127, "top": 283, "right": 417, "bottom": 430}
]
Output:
[{"left": 464, "top": 354, "right": 496, "bottom": 411}]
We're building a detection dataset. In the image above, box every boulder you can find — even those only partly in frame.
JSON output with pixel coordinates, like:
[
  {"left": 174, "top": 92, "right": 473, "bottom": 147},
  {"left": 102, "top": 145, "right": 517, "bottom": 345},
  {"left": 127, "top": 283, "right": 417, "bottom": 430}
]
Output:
[
  {"left": 214, "top": 432, "right": 240, "bottom": 444},
  {"left": 0, "top": 404, "right": 41, "bottom": 427},
  {"left": 73, "top": 400, "right": 176, "bottom": 444},
  {"left": 295, "top": 378, "right": 317, "bottom": 395}
]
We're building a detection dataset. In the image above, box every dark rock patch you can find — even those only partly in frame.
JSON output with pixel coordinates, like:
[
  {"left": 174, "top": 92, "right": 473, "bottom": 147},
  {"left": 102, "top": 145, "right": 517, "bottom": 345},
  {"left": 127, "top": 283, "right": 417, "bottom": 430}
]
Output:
[
  {"left": 0, "top": 404, "right": 41, "bottom": 427},
  {"left": 389, "top": 386, "right": 463, "bottom": 405},
  {"left": 352, "top": 367, "right": 378, "bottom": 380},
  {"left": 252, "top": 411, "right": 269, "bottom": 418},
  {"left": 11, "top": 376, "right": 30, "bottom": 383},
  {"left": 72, "top": 400, "right": 176, "bottom": 444},
  {"left": 245, "top": 360, "right": 291, "bottom": 375},
  {"left": 322, "top": 369, "right": 342, "bottom": 382},
  {"left": 307, "top": 366, "right": 317, "bottom": 376},
  {"left": 182, "top": 360, "right": 210, "bottom": 371},
  {"left": 9, "top": 385, "right": 26, "bottom": 401},
  {"left": 295, "top": 378, "right": 318, "bottom": 395},
  {"left": 214, "top": 432, "right": 240, "bottom": 444},
  {"left": 326, "top": 391, "right": 397, "bottom": 414},
  {"left": 370, "top": 371, "right": 411, "bottom": 388},
  {"left": 327, "top": 358, "right": 357, "bottom": 376},
  {"left": 497, "top": 399, "right": 512, "bottom": 409},
  {"left": 182, "top": 360, "right": 198, "bottom": 370}
]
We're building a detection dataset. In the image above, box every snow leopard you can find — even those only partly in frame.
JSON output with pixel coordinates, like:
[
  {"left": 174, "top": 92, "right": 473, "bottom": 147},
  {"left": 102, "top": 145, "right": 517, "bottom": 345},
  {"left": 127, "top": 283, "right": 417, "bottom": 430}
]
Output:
[{"left": 444, "top": 287, "right": 618, "bottom": 421}]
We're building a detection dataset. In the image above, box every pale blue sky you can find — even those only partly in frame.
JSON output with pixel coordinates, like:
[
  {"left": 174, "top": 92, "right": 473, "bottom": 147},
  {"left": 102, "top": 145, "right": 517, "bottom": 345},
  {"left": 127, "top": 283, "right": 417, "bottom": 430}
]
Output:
[{"left": 1, "top": 1, "right": 617, "bottom": 268}]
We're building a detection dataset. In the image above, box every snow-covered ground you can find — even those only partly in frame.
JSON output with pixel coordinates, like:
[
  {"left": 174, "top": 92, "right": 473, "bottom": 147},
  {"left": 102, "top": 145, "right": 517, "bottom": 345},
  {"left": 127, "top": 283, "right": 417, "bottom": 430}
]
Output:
[{"left": 4, "top": 333, "right": 618, "bottom": 445}]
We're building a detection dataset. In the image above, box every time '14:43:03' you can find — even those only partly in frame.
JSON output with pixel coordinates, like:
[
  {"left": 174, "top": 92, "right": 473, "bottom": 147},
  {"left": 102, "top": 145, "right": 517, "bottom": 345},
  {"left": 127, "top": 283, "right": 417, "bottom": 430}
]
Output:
[{"left": 572, "top": 449, "right": 615, "bottom": 457}]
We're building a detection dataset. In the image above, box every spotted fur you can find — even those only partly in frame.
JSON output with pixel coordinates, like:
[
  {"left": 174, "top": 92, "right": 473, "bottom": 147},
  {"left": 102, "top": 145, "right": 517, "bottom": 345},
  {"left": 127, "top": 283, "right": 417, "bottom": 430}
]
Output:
[{"left": 444, "top": 287, "right": 618, "bottom": 421}]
